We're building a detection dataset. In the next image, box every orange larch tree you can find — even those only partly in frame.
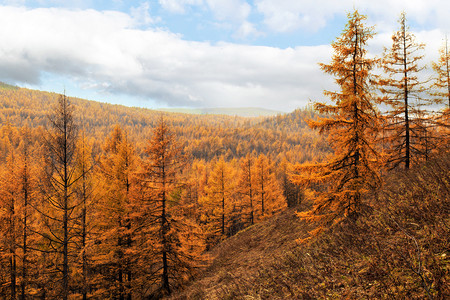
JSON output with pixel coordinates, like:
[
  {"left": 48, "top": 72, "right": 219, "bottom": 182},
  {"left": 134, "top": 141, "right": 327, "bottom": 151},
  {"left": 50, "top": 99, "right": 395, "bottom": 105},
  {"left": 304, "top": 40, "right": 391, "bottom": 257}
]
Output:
[
  {"left": 95, "top": 125, "right": 137, "bottom": 300},
  {"left": 237, "top": 153, "right": 255, "bottom": 226},
  {"left": 136, "top": 117, "right": 205, "bottom": 298},
  {"left": 253, "top": 154, "right": 286, "bottom": 221},
  {"left": 431, "top": 36, "right": 450, "bottom": 151},
  {"left": 378, "top": 12, "right": 429, "bottom": 168},
  {"left": 0, "top": 128, "right": 19, "bottom": 299},
  {"left": 202, "top": 156, "right": 236, "bottom": 239},
  {"left": 293, "top": 10, "right": 380, "bottom": 233},
  {"left": 73, "top": 131, "right": 95, "bottom": 300},
  {"left": 40, "top": 94, "right": 80, "bottom": 300}
]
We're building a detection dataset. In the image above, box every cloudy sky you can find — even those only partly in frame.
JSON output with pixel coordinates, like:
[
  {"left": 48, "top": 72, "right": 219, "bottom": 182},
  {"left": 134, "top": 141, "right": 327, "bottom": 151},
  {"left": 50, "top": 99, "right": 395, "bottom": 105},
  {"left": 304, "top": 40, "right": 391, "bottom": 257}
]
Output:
[{"left": 0, "top": 0, "right": 448, "bottom": 112}]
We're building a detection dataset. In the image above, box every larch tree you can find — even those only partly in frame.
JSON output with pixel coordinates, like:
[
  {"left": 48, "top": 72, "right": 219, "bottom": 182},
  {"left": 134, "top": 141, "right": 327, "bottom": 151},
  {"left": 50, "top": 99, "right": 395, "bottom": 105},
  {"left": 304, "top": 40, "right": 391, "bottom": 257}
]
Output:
[
  {"left": 378, "top": 12, "right": 429, "bottom": 168},
  {"left": 95, "top": 125, "right": 137, "bottom": 300},
  {"left": 40, "top": 94, "right": 80, "bottom": 299},
  {"left": 237, "top": 154, "right": 255, "bottom": 226},
  {"left": 16, "top": 127, "right": 37, "bottom": 300},
  {"left": 278, "top": 157, "right": 302, "bottom": 208},
  {"left": 183, "top": 159, "right": 208, "bottom": 223},
  {"left": 293, "top": 10, "right": 380, "bottom": 233},
  {"left": 431, "top": 36, "right": 450, "bottom": 151},
  {"left": 0, "top": 130, "right": 18, "bottom": 299},
  {"left": 74, "top": 131, "right": 95, "bottom": 300},
  {"left": 254, "top": 154, "right": 286, "bottom": 220},
  {"left": 432, "top": 36, "right": 450, "bottom": 108},
  {"left": 136, "top": 117, "right": 205, "bottom": 297},
  {"left": 202, "top": 156, "right": 236, "bottom": 239}
]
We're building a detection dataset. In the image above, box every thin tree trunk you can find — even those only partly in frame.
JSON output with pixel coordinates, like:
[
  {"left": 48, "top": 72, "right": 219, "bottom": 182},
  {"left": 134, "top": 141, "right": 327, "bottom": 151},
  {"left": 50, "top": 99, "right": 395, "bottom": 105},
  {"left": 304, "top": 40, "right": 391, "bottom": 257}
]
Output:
[
  {"left": 403, "top": 24, "right": 411, "bottom": 170},
  {"left": 10, "top": 195, "right": 17, "bottom": 300},
  {"left": 221, "top": 168, "right": 225, "bottom": 235},
  {"left": 260, "top": 164, "right": 265, "bottom": 216},
  {"left": 21, "top": 155, "right": 29, "bottom": 300},
  {"left": 62, "top": 98, "right": 69, "bottom": 300},
  {"left": 162, "top": 161, "right": 170, "bottom": 295},
  {"left": 248, "top": 160, "right": 253, "bottom": 225}
]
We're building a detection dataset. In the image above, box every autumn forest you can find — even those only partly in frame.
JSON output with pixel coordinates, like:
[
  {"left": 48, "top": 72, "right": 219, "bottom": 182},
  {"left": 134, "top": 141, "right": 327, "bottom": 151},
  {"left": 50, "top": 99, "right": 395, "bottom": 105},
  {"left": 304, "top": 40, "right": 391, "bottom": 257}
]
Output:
[{"left": 0, "top": 10, "right": 449, "bottom": 299}]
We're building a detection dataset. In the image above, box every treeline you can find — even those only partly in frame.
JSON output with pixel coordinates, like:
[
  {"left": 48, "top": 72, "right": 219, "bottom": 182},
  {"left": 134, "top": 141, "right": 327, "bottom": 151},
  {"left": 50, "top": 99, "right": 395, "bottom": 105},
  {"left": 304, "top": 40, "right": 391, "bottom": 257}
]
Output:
[{"left": 0, "top": 94, "right": 302, "bottom": 299}]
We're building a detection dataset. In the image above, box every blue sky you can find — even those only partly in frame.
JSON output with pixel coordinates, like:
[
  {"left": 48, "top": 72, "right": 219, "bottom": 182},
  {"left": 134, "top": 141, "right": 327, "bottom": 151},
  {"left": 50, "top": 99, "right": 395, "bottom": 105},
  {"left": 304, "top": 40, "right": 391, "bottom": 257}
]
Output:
[{"left": 0, "top": 1, "right": 448, "bottom": 111}]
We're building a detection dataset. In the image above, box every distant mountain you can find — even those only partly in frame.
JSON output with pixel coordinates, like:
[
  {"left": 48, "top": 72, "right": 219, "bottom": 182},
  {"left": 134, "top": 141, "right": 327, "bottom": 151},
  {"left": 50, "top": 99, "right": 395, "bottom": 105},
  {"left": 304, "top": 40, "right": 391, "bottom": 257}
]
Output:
[{"left": 157, "top": 107, "right": 284, "bottom": 117}]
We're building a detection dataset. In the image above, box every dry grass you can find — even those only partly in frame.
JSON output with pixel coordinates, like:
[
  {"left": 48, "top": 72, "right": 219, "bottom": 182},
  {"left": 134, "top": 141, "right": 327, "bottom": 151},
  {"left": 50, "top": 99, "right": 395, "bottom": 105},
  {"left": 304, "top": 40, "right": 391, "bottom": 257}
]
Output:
[
  {"left": 168, "top": 155, "right": 450, "bottom": 299},
  {"left": 168, "top": 207, "right": 312, "bottom": 299}
]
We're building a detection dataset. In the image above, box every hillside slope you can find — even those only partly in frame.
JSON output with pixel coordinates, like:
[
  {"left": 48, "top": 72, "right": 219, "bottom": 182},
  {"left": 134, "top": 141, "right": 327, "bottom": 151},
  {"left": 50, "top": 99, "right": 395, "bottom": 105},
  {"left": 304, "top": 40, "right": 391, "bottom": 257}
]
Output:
[
  {"left": 0, "top": 84, "right": 329, "bottom": 162},
  {"left": 170, "top": 155, "right": 450, "bottom": 299},
  {"left": 169, "top": 207, "right": 310, "bottom": 299}
]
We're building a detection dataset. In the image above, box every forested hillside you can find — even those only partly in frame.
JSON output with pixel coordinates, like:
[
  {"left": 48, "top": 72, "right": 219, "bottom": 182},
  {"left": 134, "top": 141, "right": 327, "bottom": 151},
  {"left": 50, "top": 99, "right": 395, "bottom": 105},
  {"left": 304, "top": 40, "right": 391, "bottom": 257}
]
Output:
[
  {"left": 0, "top": 84, "right": 328, "bottom": 299},
  {"left": 1, "top": 8, "right": 449, "bottom": 300},
  {"left": 0, "top": 84, "right": 328, "bottom": 163}
]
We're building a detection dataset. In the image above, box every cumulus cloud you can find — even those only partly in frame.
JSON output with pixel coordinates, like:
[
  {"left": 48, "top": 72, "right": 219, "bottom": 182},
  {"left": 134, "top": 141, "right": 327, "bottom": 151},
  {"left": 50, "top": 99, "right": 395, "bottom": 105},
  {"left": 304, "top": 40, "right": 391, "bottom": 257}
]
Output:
[
  {"left": 255, "top": 0, "right": 450, "bottom": 34},
  {"left": 233, "top": 21, "right": 263, "bottom": 39},
  {"left": 130, "top": 2, "right": 160, "bottom": 26},
  {"left": 255, "top": 0, "right": 353, "bottom": 33},
  {"left": 0, "top": 5, "right": 332, "bottom": 110},
  {"left": 0, "top": 2, "right": 448, "bottom": 111}
]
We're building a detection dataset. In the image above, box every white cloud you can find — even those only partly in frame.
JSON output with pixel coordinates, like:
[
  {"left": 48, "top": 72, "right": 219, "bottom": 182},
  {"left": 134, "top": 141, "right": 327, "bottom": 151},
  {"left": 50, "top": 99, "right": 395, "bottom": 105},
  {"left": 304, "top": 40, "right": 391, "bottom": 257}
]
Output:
[
  {"left": 158, "top": 0, "right": 203, "bottom": 14},
  {"left": 255, "top": 0, "right": 353, "bottom": 33},
  {"left": 255, "top": 0, "right": 450, "bottom": 34},
  {"left": 1, "top": 0, "right": 25, "bottom": 5},
  {"left": 233, "top": 21, "right": 262, "bottom": 39},
  {"left": 130, "top": 2, "right": 160, "bottom": 26},
  {"left": 0, "top": 5, "right": 333, "bottom": 110},
  {"left": 205, "top": 0, "right": 251, "bottom": 22},
  {"left": 1, "top": 2, "right": 448, "bottom": 111}
]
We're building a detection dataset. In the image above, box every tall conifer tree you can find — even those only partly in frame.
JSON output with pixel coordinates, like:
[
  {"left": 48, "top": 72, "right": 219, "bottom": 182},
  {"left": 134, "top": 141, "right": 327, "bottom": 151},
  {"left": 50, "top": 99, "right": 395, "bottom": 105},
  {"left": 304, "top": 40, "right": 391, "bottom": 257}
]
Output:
[
  {"left": 237, "top": 154, "right": 255, "bottom": 226},
  {"left": 293, "top": 10, "right": 380, "bottom": 232},
  {"left": 41, "top": 94, "right": 79, "bottom": 299},
  {"left": 378, "top": 12, "right": 428, "bottom": 168},
  {"left": 431, "top": 36, "right": 450, "bottom": 151},
  {"left": 136, "top": 117, "right": 205, "bottom": 297},
  {"left": 96, "top": 125, "right": 136, "bottom": 299}
]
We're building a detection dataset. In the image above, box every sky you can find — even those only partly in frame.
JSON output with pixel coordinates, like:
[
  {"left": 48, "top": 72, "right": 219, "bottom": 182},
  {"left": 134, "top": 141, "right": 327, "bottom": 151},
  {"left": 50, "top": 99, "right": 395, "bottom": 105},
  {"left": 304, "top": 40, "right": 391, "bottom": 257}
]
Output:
[{"left": 0, "top": 1, "right": 449, "bottom": 112}]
